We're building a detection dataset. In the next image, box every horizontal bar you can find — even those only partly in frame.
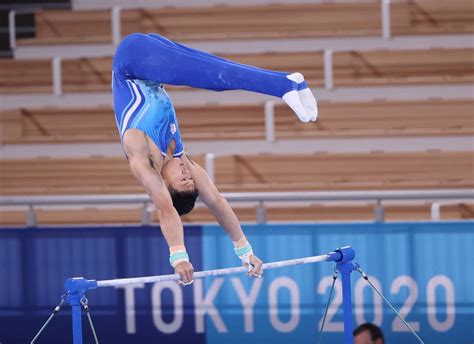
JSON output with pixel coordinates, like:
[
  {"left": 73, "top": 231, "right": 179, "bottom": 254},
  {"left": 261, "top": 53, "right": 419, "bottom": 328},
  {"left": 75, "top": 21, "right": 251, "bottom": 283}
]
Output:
[
  {"left": 382, "top": 0, "right": 391, "bottom": 39},
  {"left": 96, "top": 253, "right": 332, "bottom": 288},
  {"left": 1, "top": 190, "right": 473, "bottom": 207}
]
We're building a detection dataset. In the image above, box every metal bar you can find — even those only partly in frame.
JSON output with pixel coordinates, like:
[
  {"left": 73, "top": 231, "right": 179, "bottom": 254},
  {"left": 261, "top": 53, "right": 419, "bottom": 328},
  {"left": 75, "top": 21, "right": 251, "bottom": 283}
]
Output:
[
  {"left": 204, "top": 153, "right": 215, "bottom": 182},
  {"left": 8, "top": 7, "right": 43, "bottom": 51},
  {"left": 256, "top": 201, "right": 266, "bottom": 224},
  {"left": 96, "top": 254, "right": 331, "bottom": 288},
  {"left": 111, "top": 6, "right": 122, "bottom": 46},
  {"left": 26, "top": 205, "right": 36, "bottom": 227},
  {"left": 431, "top": 202, "right": 441, "bottom": 221},
  {"left": 382, "top": 0, "right": 391, "bottom": 39},
  {"left": 324, "top": 49, "right": 334, "bottom": 90},
  {"left": 264, "top": 101, "right": 275, "bottom": 142},
  {"left": 66, "top": 247, "right": 351, "bottom": 344},
  {"left": 1, "top": 190, "right": 472, "bottom": 206},
  {"left": 9, "top": 10, "right": 16, "bottom": 50},
  {"left": 374, "top": 199, "right": 385, "bottom": 222},
  {"left": 140, "top": 203, "right": 150, "bottom": 226},
  {"left": 52, "top": 57, "right": 62, "bottom": 96}
]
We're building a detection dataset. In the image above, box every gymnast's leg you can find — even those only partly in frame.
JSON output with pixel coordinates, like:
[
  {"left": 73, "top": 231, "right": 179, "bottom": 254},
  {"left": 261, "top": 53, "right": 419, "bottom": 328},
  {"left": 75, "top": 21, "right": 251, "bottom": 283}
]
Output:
[
  {"left": 146, "top": 33, "right": 289, "bottom": 78},
  {"left": 113, "top": 33, "right": 317, "bottom": 122},
  {"left": 146, "top": 33, "right": 317, "bottom": 112}
]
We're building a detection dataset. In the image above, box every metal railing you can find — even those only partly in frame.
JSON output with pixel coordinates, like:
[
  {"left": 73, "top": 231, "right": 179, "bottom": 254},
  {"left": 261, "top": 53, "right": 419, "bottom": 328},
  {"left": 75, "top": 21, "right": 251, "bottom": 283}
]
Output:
[
  {"left": 1, "top": 189, "right": 472, "bottom": 226},
  {"left": 8, "top": 2, "right": 71, "bottom": 50}
]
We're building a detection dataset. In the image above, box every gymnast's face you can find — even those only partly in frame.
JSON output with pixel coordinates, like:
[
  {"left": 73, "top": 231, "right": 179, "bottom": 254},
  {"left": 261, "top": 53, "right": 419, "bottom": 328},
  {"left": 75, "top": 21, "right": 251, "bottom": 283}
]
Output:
[{"left": 162, "top": 157, "right": 196, "bottom": 192}]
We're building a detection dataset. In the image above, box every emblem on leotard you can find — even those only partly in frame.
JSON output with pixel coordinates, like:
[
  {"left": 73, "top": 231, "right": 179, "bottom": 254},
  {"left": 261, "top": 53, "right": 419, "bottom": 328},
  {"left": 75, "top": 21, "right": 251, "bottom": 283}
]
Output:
[{"left": 170, "top": 123, "right": 176, "bottom": 135}]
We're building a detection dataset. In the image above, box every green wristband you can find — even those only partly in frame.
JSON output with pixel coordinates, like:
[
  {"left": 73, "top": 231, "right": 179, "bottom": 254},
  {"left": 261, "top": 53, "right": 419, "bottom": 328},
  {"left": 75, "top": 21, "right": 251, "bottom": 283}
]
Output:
[
  {"left": 169, "top": 251, "right": 189, "bottom": 266},
  {"left": 234, "top": 243, "right": 253, "bottom": 257}
]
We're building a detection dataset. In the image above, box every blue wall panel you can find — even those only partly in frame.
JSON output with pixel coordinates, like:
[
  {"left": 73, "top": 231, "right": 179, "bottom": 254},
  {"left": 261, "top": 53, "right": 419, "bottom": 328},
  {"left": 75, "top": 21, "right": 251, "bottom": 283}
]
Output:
[
  {"left": 202, "top": 221, "right": 474, "bottom": 344},
  {"left": 0, "top": 233, "right": 22, "bottom": 309},
  {"left": 0, "top": 225, "right": 204, "bottom": 344},
  {"left": 0, "top": 221, "right": 472, "bottom": 343}
]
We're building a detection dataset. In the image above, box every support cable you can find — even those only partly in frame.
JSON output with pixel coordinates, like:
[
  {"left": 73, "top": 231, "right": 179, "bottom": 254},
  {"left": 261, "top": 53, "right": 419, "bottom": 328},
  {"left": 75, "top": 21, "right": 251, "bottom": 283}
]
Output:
[
  {"left": 355, "top": 264, "right": 424, "bottom": 344},
  {"left": 30, "top": 293, "right": 68, "bottom": 343},
  {"left": 317, "top": 269, "right": 339, "bottom": 344},
  {"left": 81, "top": 297, "right": 99, "bottom": 344}
]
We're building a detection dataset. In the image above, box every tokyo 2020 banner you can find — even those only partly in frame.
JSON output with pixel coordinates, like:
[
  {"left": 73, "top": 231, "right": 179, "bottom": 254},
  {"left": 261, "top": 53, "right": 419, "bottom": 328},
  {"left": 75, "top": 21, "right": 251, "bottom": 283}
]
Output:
[{"left": 0, "top": 221, "right": 472, "bottom": 343}]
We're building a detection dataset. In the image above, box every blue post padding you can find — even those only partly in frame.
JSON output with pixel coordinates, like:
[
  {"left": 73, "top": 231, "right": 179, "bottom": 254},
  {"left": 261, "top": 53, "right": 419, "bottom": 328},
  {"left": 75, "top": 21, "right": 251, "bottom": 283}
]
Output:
[
  {"left": 64, "top": 277, "right": 98, "bottom": 294},
  {"left": 335, "top": 248, "right": 356, "bottom": 344},
  {"left": 336, "top": 246, "right": 356, "bottom": 263},
  {"left": 327, "top": 250, "right": 343, "bottom": 262},
  {"left": 327, "top": 245, "right": 355, "bottom": 263}
]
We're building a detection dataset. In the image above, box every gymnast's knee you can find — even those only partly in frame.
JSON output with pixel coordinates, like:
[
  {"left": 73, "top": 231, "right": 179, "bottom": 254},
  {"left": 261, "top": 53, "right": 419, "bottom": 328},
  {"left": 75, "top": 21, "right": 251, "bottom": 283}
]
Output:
[
  {"left": 113, "top": 33, "right": 150, "bottom": 75},
  {"left": 117, "top": 33, "right": 148, "bottom": 53}
]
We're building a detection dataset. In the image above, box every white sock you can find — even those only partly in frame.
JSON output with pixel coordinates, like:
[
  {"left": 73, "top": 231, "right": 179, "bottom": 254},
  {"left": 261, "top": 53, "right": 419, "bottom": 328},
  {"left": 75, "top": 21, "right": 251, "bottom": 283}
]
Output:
[
  {"left": 299, "top": 88, "right": 318, "bottom": 122},
  {"left": 282, "top": 90, "right": 310, "bottom": 123},
  {"left": 286, "top": 72, "right": 318, "bottom": 122},
  {"left": 286, "top": 72, "right": 305, "bottom": 84}
]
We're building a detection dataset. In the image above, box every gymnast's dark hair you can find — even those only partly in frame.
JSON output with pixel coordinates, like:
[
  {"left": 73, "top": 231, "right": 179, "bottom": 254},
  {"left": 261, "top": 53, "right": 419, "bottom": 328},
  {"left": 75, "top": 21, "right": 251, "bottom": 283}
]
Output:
[
  {"left": 353, "top": 323, "right": 384, "bottom": 343},
  {"left": 168, "top": 186, "right": 199, "bottom": 216}
]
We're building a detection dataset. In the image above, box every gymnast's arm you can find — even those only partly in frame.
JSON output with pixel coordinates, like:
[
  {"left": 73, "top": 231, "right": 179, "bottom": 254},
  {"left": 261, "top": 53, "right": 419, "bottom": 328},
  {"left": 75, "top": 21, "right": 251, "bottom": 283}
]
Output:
[
  {"left": 185, "top": 154, "right": 263, "bottom": 277},
  {"left": 123, "top": 132, "right": 194, "bottom": 285}
]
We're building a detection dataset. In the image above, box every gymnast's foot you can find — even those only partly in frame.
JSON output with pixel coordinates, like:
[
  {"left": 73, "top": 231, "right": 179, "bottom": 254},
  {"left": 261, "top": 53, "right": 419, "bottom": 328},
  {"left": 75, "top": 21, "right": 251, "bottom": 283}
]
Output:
[
  {"left": 282, "top": 90, "right": 310, "bottom": 122},
  {"left": 285, "top": 72, "right": 318, "bottom": 122}
]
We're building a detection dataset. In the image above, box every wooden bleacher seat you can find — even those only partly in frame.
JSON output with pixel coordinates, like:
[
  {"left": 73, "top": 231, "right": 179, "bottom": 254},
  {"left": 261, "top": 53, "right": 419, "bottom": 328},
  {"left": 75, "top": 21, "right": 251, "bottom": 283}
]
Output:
[
  {"left": 122, "top": 3, "right": 382, "bottom": 40},
  {"left": 0, "top": 104, "right": 266, "bottom": 143},
  {"left": 275, "top": 99, "right": 474, "bottom": 139},
  {"left": 2, "top": 99, "right": 473, "bottom": 144},
  {"left": 0, "top": 59, "right": 52, "bottom": 94},
  {"left": 0, "top": 107, "right": 118, "bottom": 143},
  {"left": 0, "top": 152, "right": 472, "bottom": 196},
  {"left": 17, "top": 1, "right": 474, "bottom": 47},
  {"left": 392, "top": 0, "right": 474, "bottom": 36},
  {"left": 18, "top": 3, "right": 381, "bottom": 46},
  {"left": 1, "top": 203, "right": 473, "bottom": 226},
  {"left": 213, "top": 151, "right": 474, "bottom": 192},
  {"left": 19, "top": 9, "right": 113, "bottom": 45},
  {"left": 333, "top": 48, "right": 474, "bottom": 87},
  {"left": 3, "top": 47, "right": 472, "bottom": 94},
  {"left": 62, "top": 57, "right": 113, "bottom": 93}
]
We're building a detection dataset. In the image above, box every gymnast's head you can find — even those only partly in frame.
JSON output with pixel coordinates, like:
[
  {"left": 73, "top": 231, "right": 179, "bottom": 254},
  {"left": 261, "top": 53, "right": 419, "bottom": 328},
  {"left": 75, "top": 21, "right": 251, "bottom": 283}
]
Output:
[
  {"left": 353, "top": 323, "right": 384, "bottom": 344},
  {"left": 161, "top": 157, "right": 199, "bottom": 215}
]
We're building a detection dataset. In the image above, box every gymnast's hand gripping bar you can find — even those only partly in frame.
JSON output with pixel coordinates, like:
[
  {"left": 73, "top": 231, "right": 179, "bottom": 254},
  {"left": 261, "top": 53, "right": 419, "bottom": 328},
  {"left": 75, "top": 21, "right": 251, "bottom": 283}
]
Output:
[{"left": 65, "top": 246, "right": 356, "bottom": 344}]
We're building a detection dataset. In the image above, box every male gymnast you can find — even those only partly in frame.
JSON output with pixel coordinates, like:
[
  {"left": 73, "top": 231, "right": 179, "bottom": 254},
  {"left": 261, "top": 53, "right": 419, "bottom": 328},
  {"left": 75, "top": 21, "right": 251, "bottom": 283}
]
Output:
[{"left": 112, "top": 33, "right": 318, "bottom": 286}]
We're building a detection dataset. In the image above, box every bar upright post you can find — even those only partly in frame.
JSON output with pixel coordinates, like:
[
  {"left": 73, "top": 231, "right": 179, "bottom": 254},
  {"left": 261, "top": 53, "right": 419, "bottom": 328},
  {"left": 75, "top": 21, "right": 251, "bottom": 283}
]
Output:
[
  {"left": 65, "top": 277, "right": 98, "bottom": 344},
  {"left": 333, "top": 246, "right": 356, "bottom": 344},
  {"left": 69, "top": 292, "right": 83, "bottom": 344}
]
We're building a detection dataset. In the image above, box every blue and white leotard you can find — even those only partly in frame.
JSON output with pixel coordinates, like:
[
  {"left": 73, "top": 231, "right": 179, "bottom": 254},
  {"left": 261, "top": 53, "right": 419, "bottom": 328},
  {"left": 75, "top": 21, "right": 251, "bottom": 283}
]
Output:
[
  {"left": 112, "top": 74, "right": 183, "bottom": 157},
  {"left": 112, "top": 33, "right": 309, "bottom": 155}
]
